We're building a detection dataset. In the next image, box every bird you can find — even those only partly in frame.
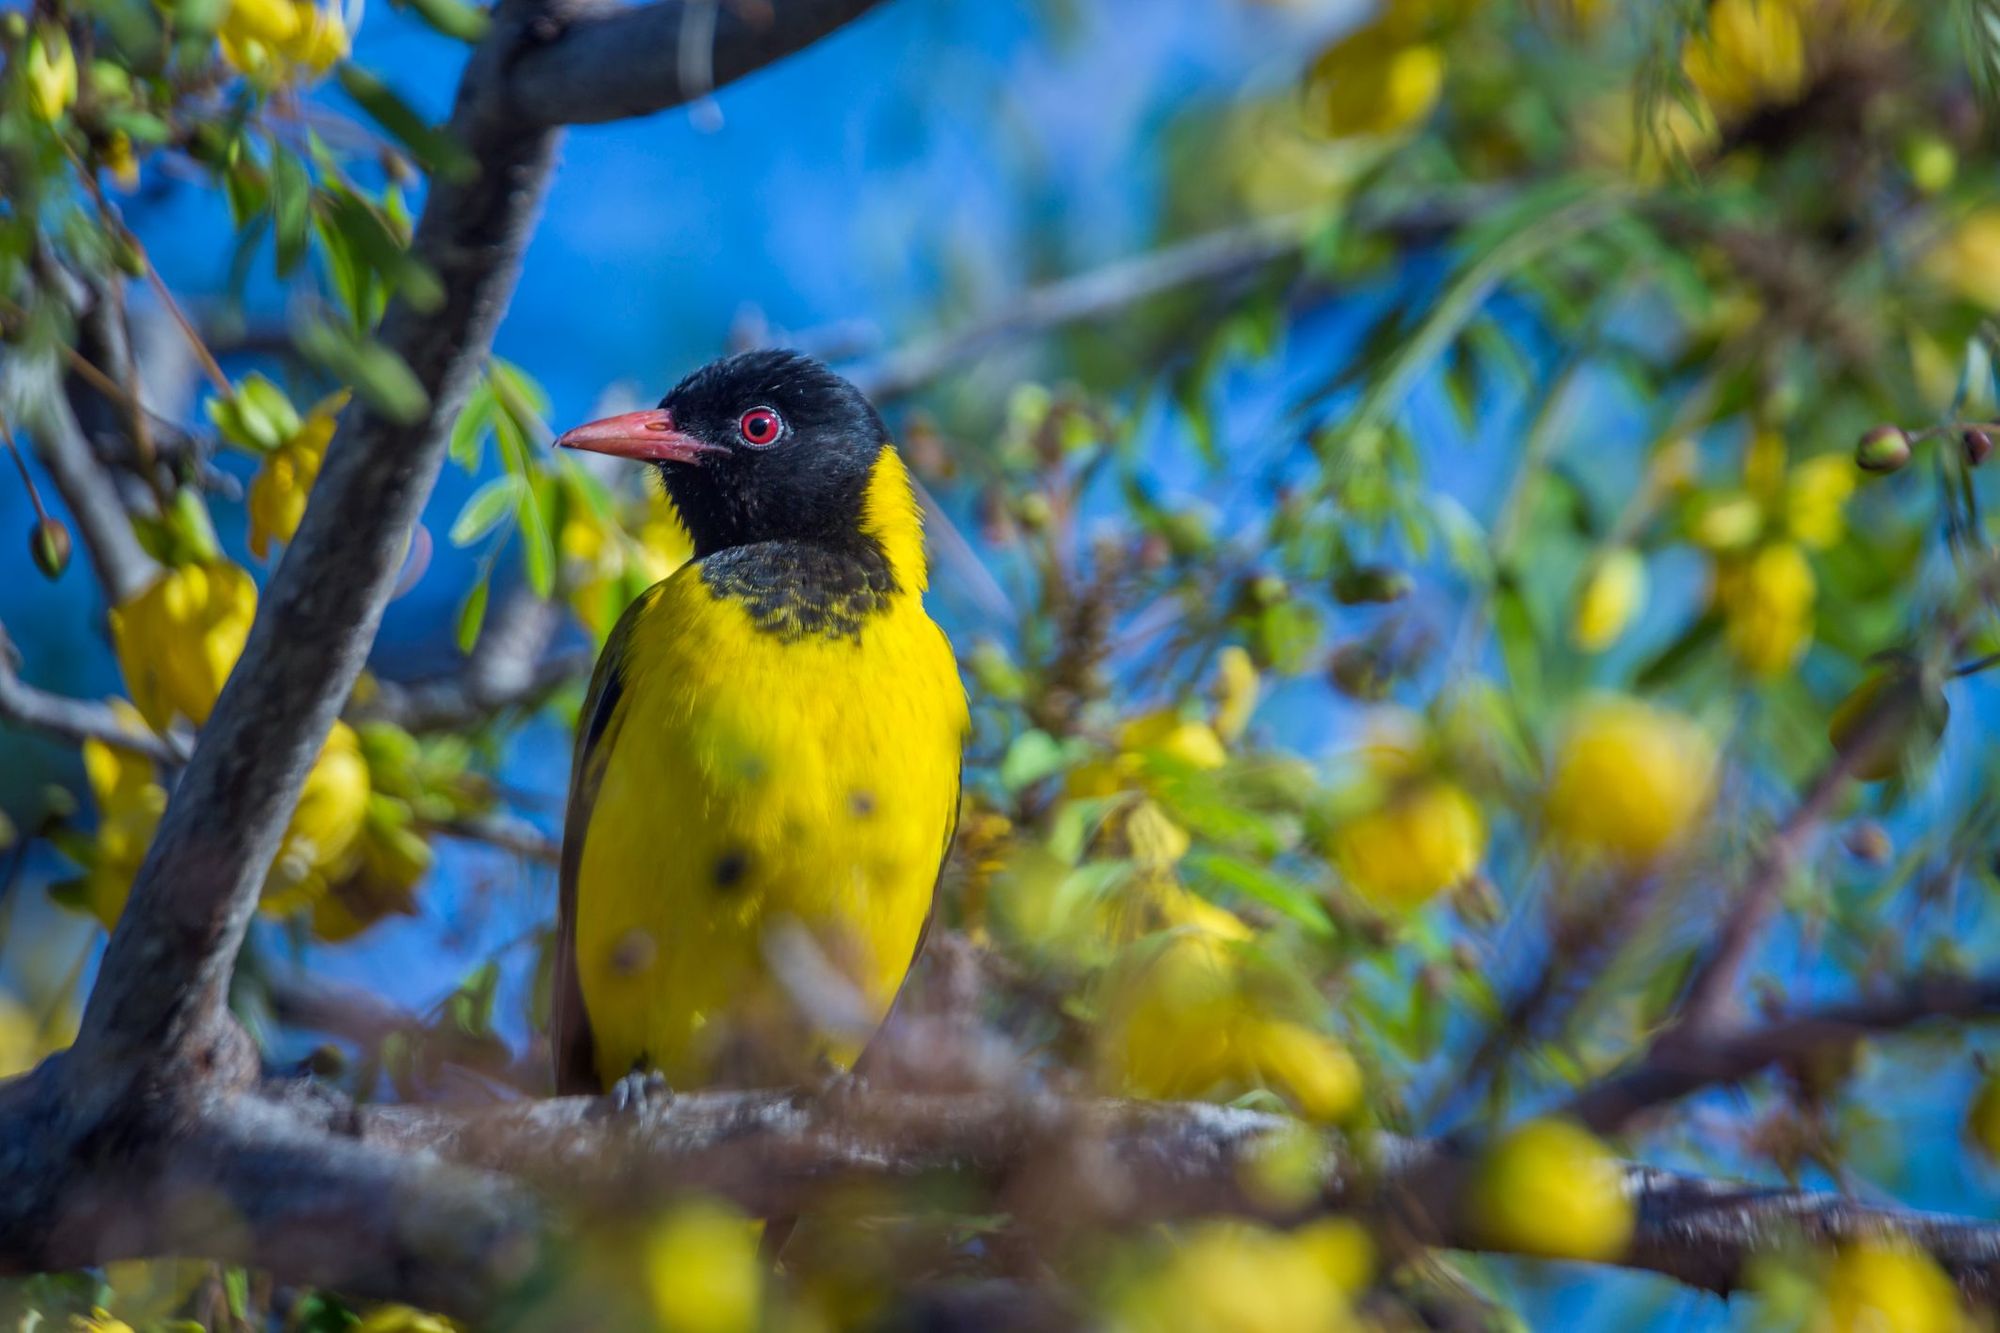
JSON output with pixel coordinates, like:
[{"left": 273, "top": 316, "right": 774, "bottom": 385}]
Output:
[{"left": 549, "top": 349, "right": 967, "bottom": 1103}]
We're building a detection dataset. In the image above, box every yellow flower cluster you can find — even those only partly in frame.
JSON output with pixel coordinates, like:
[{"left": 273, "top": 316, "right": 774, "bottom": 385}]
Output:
[
  {"left": 110, "top": 561, "right": 258, "bottom": 732},
  {"left": 561, "top": 493, "right": 694, "bottom": 641},
  {"left": 247, "top": 393, "right": 346, "bottom": 558},
  {"left": 218, "top": 0, "right": 348, "bottom": 81},
  {"left": 1546, "top": 695, "right": 1716, "bottom": 867},
  {"left": 1097, "top": 932, "right": 1362, "bottom": 1123},
  {"left": 1468, "top": 1118, "right": 1635, "bottom": 1262},
  {"left": 1107, "top": 1220, "right": 1373, "bottom": 1333},
  {"left": 1681, "top": 0, "right": 1905, "bottom": 126},
  {"left": 1690, "top": 433, "right": 1853, "bottom": 678},
  {"left": 1572, "top": 548, "right": 1647, "bottom": 653},
  {"left": 22, "top": 23, "right": 77, "bottom": 122},
  {"left": 1323, "top": 727, "right": 1484, "bottom": 912}
]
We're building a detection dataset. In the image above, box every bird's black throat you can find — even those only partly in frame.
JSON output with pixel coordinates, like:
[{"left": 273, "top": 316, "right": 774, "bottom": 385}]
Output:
[{"left": 699, "top": 535, "right": 897, "bottom": 642}]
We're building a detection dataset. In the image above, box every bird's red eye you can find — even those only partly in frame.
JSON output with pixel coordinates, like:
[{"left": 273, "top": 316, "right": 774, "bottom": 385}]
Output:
[{"left": 738, "top": 407, "right": 783, "bottom": 447}]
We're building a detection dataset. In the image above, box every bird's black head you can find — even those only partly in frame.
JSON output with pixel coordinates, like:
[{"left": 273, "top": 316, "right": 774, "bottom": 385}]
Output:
[{"left": 554, "top": 349, "right": 889, "bottom": 558}]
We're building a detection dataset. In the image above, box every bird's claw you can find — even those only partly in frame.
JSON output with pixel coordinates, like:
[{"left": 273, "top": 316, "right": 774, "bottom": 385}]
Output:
[{"left": 598, "top": 1067, "right": 672, "bottom": 1117}]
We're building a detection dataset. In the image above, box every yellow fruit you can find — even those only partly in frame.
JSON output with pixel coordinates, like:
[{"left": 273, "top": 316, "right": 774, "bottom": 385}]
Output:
[
  {"left": 110, "top": 562, "right": 259, "bottom": 731},
  {"left": 1327, "top": 778, "right": 1485, "bottom": 911},
  {"left": 1467, "top": 1118, "right": 1635, "bottom": 1262},
  {"left": 1546, "top": 696, "right": 1716, "bottom": 866},
  {"left": 65, "top": 710, "right": 168, "bottom": 930},
  {"left": 1719, "top": 542, "right": 1815, "bottom": 677},
  {"left": 247, "top": 441, "right": 321, "bottom": 559},
  {"left": 1572, "top": 548, "right": 1647, "bottom": 653},
  {"left": 1807, "top": 1239, "right": 1968, "bottom": 1333}
]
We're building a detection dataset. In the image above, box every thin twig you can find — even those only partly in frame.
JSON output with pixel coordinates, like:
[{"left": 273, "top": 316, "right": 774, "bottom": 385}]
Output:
[{"left": 0, "top": 623, "right": 185, "bottom": 764}]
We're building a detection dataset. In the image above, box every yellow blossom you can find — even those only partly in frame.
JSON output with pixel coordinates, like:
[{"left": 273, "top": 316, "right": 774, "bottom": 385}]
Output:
[
  {"left": 60, "top": 710, "right": 168, "bottom": 930},
  {"left": 311, "top": 795, "right": 432, "bottom": 942},
  {"left": 1546, "top": 695, "right": 1717, "bottom": 866},
  {"left": 247, "top": 393, "right": 344, "bottom": 558},
  {"left": 1097, "top": 933, "right": 1361, "bottom": 1122},
  {"left": 1785, "top": 454, "right": 1856, "bottom": 550},
  {"left": 23, "top": 25, "right": 78, "bottom": 122},
  {"left": 1303, "top": 19, "right": 1445, "bottom": 141},
  {"left": 110, "top": 561, "right": 259, "bottom": 731},
  {"left": 642, "top": 1200, "right": 762, "bottom": 1333},
  {"left": 262, "top": 721, "right": 371, "bottom": 915},
  {"left": 1807, "top": 1239, "right": 1969, "bottom": 1333},
  {"left": 562, "top": 496, "right": 693, "bottom": 641},
  {"left": 1468, "top": 1118, "right": 1635, "bottom": 1262},
  {"left": 1067, "top": 710, "right": 1228, "bottom": 800},
  {"left": 1572, "top": 548, "right": 1647, "bottom": 653},
  {"left": 218, "top": 0, "right": 348, "bottom": 81},
  {"left": 1718, "top": 541, "right": 1815, "bottom": 677},
  {"left": 102, "top": 132, "right": 140, "bottom": 191},
  {"left": 1326, "top": 776, "right": 1485, "bottom": 912},
  {"left": 1107, "top": 1220, "right": 1372, "bottom": 1333},
  {"left": 1212, "top": 646, "right": 1260, "bottom": 743},
  {"left": 1923, "top": 207, "right": 2000, "bottom": 312},
  {"left": 1681, "top": 0, "right": 1806, "bottom": 123}
]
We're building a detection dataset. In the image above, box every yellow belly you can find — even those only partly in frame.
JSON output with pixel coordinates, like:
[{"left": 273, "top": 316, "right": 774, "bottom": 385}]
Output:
[{"left": 574, "top": 570, "right": 964, "bottom": 1089}]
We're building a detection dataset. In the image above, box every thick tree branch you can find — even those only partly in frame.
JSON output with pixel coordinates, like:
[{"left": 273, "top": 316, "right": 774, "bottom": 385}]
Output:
[
  {"left": 507, "top": 0, "right": 891, "bottom": 127},
  {"left": 1565, "top": 971, "right": 2000, "bottom": 1135}
]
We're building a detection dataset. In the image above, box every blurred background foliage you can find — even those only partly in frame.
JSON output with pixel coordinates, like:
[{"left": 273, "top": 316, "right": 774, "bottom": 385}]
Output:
[{"left": 6, "top": 0, "right": 2000, "bottom": 1327}]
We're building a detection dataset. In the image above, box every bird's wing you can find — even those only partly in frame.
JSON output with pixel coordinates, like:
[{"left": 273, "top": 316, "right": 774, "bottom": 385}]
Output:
[{"left": 551, "top": 590, "right": 649, "bottom": 1094}]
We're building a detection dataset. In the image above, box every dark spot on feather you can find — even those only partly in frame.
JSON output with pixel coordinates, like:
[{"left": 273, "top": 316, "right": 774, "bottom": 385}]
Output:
[
  {"left": 610, "top": 929, "right": 657, "bottom": 976},
  {"left": 850, "top": 790, "right": 876, "bottom": 818},
  {"left": 714, "top": 850, "right": 750, "bottom": 891}
]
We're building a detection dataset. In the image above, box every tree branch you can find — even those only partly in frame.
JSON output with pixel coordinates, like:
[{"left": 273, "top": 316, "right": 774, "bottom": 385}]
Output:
[
  {"left": 507, "top": 0, "right": 892, "bottom": 127},
  {"left": 1565, "top": 970, "right": 2000, "bottom": 1135},
  {"left": 0, "top": 623, "right": 185, "bottom": 764},
  {"left": 361, "top": 589, "right": 586, "bottom": 732},
  {"left": 17, "top": 381, "right": 157, "bottom": 606}
]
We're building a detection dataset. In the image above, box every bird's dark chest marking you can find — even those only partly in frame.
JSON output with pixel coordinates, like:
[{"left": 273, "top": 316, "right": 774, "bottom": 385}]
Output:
[{"left": 699, "top": 539, "right": 897, "bottom": 642}]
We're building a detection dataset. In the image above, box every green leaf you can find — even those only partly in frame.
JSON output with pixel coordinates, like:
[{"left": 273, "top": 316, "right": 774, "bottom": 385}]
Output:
[
  {"left": 456, "top": 579, "right": 490, "bottom": 654},
  {"left": 449, "top": 380, "right": 496, "bottom": 471},
  {"left": 1185, "top": 850, "right": 1333, "bottom": 937},
  {"left": 1001, "top": 730, "right": 1069, "bottom": 792},
  {"left": 335, "top": 63, "right": 478, "bottom": 183},
  {"left": 223, "top": 1268, "right": 249, "bottom": 1320},
  {"left": 319, "top": 191, "right": 444, "bottom": 313},
  {"left": 449, "top": 475, "right": 524, "bottom": 546},
  {"left": 397, "top": 0, "right": 490, "bottom": 39},
  {"left": 271, "top": 149, "right": 313, "bottom": 277},
  {"left": 295, "top": 318, "right": 430, "bottom": 424}
]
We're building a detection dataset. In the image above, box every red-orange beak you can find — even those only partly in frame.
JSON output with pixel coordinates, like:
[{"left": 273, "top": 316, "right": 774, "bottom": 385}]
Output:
[{"left": 553, "top": 408, "right": 724, "bottom": 465}]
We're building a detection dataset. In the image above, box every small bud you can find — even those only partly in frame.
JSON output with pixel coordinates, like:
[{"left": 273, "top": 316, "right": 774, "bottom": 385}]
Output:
[
  {"left": 1965, "top": 428, "right": 1993, "bottom": 468},
  {"left": 1013, "top": 492, "right": 1052, "bottom": 531},
  {"left": 1333, "top": 565, "right": 1413, "bottom": 605},
  {"left": 28, "top": 517, "right": 70, "bottom": 580},
  {"left": 1842, "top": 821, "right": 1892, "bottom": 866},
  {"left": 1855, "top": 425, "right": 1912, "bottom": 474}
]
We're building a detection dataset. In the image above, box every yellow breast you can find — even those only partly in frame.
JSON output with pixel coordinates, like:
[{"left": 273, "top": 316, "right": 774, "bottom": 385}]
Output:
[{"left": 572, "top": 449, "right": 965, "bottom": 1088}]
